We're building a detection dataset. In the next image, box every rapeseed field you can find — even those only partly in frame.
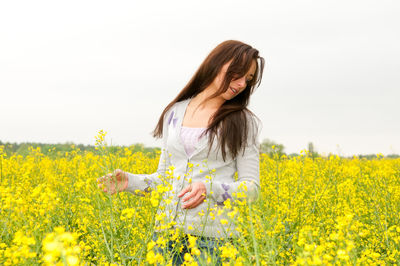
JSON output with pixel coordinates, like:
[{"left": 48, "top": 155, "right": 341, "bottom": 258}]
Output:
[{"left": 0, "top": 133, "right": 399, "bottom": 265}]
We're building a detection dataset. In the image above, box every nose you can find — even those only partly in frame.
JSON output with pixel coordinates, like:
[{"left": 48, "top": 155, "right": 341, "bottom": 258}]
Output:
[{"left": 234, "top": 76, "right": 247, "bottom": 89}]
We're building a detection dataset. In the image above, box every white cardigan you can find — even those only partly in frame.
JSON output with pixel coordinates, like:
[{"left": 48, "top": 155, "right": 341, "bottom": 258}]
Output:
[{"left": 125, "top": 97, "right": 261, "bottom": 238}]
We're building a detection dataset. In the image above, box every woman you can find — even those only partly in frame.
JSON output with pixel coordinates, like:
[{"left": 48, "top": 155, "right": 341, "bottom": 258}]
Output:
[{"left": 97, "top": 40, "right": 264, "bottom": 265}]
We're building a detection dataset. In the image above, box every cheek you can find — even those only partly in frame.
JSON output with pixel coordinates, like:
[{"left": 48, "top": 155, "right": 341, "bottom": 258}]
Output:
[
  {"left": 216, "top": 70, "right": 228, "bottom": 86},
  {"left": 215, "top": 75, "right": 223, "bottom": 85}
]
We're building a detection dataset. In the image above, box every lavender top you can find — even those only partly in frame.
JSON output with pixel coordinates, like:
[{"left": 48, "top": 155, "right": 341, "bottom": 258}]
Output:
[{"left": 180, "top": 126, "right": 207, "bottom": 157}]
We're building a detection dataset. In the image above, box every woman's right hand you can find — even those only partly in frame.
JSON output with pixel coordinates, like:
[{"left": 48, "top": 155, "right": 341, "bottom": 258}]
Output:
[{"left": 97, "top": 169, "right": 128, "bottom": 195}]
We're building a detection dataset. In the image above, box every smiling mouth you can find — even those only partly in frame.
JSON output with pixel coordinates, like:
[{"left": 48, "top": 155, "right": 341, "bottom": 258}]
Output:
[{"left": 230, "top": 87, "right": 238, "bottom": 94}]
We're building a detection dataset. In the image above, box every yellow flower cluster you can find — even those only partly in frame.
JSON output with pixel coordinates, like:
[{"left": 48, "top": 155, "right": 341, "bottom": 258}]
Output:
[
  {"left": 42, "top": 227, "right": 81, "bottom": 265},
  {"left": 0, "top": 141, "right": 399, "bottom": 264},
  {"left": 0, "top": 230, "right": 36, "bottom": 265},
  {"left": 146, "top": 240, "right": 164, "bottom": 265}
]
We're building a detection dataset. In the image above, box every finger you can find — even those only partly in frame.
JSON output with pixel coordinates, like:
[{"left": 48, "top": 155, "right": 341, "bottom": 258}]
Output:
[
  {"left": 107, "top": 173, "right": 115, "bottom": 181},
  {"left": 178, "top": 186, "right": 190, "bottom": 197},
  {"left": 183, "top": 199, "right": 199, "bottom": 209},
  {"left": 103, "top": 182, "right": 113, "bottom": 191},
  {"left": 182, "top": 187, "right": 198, "bottom": 202},
  {"left": 182, "top": 190, "right": 200, "bottom": 206},
  {"left": 99, "top": 176, "right": 108, "bottom": 184},
  {"left": 105, "top": 174, "right": 117, "bottom": 184},
  {"left": 183, "top": 193, "right": 205, "bottom": 209},
  {"left": 103, "top": 181, "right": 114, "bottom": 190},
  {"left": 104, "top": 184, "right": 116, "bottom": 194}
]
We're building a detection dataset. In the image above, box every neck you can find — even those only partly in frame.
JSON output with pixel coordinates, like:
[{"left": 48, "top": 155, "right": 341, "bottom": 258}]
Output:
[{"left": 193, "top": 87, "right": 225, "bottom": 110}]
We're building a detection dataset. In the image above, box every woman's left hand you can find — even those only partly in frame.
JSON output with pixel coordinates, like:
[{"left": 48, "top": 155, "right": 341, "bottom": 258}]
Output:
[{"left": 178, "top": 182, "right": 207, "bottom": 209}]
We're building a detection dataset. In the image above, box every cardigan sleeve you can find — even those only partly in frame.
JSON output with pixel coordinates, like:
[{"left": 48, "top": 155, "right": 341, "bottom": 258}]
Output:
[
  {"left": 124, "top": 107, "right": 173, "bottom": 195},
  {"left": 204, "top": 113, "right": 262, "bottom": 204}
]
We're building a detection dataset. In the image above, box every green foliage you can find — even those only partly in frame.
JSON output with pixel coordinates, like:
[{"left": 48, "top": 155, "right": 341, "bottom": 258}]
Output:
[
  {"left": 307, "top": 142, "right": 319, "bottom": 159},
  {"left": 1, "top": 140, "right": 398, "bottom": 159},
  {"left": 357, "top": 153, "right": 400, "bottom": 159},
  {"left": 0, "top": 140, "right": 160, "bottom": 158},
  {"left": 259, "top": 138, "right": 285, "bottom": 157}
]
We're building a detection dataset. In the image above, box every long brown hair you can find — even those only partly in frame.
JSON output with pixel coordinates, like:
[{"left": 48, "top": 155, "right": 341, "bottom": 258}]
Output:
[{"left": 152, "top": 40, "right": 265, "bottom": 161}]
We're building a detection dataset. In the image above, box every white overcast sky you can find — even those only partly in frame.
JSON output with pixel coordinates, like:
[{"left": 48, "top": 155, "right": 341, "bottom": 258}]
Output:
[{"left": 0, "top": 0, "right": 399, "bottom": 156}]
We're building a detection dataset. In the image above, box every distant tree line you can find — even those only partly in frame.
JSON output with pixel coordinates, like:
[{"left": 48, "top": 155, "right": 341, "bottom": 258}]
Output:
[
  {"left": 0, "top": 140, "right": 160, "bottom": 158},
  {"left": 0, "top": 140, "right": 398, "bottom": 159},
  {"left": 258, "top": 139, "right": 399, "bottom": 159}
]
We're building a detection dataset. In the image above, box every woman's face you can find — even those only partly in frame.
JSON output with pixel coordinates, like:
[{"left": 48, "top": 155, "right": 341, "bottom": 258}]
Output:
[{"left": 213, "top": 59, "right": 257, "bottom": 100}]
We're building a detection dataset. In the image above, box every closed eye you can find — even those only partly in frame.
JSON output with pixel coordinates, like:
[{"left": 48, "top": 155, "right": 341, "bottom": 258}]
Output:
[{"left": 247, "top": 74, "right": 254, "bottom": 84}]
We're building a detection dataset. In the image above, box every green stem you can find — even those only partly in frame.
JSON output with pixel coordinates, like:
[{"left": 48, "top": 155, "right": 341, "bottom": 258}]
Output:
[{"left": 248, "top": 200, "right": 260, "bottom": 266}]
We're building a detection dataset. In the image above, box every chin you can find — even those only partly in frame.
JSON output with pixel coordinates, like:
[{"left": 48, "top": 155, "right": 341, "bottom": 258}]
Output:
[{"left": 223, "top": 95, "right": 233, "bottom": 101}]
